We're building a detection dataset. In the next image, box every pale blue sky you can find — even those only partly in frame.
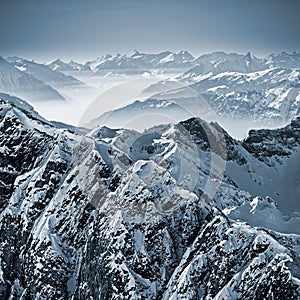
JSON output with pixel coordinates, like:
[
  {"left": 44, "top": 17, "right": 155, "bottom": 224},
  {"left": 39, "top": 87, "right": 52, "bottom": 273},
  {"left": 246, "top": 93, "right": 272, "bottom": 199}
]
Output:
[{"left": 0, "top": 0, "right": 299, "bottom": 62}]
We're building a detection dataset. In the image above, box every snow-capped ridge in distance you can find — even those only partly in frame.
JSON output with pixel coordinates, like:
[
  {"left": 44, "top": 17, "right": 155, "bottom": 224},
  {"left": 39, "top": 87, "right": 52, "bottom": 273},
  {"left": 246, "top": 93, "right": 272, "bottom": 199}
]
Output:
[
  {"left": 31, "top": 50, "right": 300, "bottom": 81},
  {"left": 86, "top": 64, "right": 300, "bottom": 138},
  {"left": 266, "top": 51, "right": 300, "bottom": 68},
  {"left": 189, "top": 51, "right": 267, "bottom": 74},
  {"left": 7, "top": 56, "right": 88, "bottom": 89},
  {"left": 48, "top": 57, "right": 90, "bottom": 72},
  {"left": 48, "top": 58, "right": 70, "bottom": 71},
  {"left": 129, "top": 49, "right": 143, "bottom": 58},
  {"left": 6, "top": 56, "right": 100, "bottom": 105},
  {"left": 85, "top": 50, "right": 196, "bottom": 73},
  {"left": 0, "top": 56, "right": 66, "bottom": 102}
]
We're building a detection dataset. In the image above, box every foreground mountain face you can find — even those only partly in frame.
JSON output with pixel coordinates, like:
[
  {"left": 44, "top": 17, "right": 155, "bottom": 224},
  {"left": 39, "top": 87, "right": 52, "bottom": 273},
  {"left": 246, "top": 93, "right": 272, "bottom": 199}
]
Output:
[{"left": 0, "top": 93, "right": 299, "bottom": 299}]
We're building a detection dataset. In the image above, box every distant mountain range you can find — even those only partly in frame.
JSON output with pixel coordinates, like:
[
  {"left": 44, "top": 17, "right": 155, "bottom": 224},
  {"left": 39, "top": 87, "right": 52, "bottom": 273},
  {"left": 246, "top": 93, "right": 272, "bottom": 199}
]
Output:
[
  {"left": 0, "top": 50, "right": 299, "bottom": 136},
  {"left": 45, "top": 50, "right": 300, "bottom": 75},
  {"left": 0, "top": 56, "right": 98, "bottom": 103},
  {"left": 0, "top": 56, "right": 65, "bottom": 101},
  {"left": 47, "top": 50, "right": 196, "bottom": 74},
  {"left": 6, "top": 57, "right": 88, "bottom": 91},
  {"left": 83, "top": 51, "right": 300, "bottom": 135}
]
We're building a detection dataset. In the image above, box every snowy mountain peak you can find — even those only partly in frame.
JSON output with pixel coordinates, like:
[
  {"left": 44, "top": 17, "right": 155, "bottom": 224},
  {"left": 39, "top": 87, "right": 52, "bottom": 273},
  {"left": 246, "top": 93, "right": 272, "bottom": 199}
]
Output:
[
  {"left": 48, "top": 57, "right": 74, "bottom": 71},
  {"left": 52, "top": 58, "right": 64, "bottom": 64},
  {"left": 244, "top": 51, "right": 252, "bottom": 60},
  {"left": 177, "top": 50, "right": 194, "bottom": 59},
  {"left": 104, "top": 53, "right": 113, "bottom": 59},
  {"left": 129, "top": 49, "right": 142, "bottom": 57},
  {"left": 0, "top": 57, "right": 66, "bottom": 101}
]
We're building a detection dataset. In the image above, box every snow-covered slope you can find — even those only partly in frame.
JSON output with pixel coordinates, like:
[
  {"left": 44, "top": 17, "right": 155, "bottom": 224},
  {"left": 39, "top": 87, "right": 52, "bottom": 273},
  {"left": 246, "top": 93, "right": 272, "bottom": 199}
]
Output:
[
  {"left": 0, "top": 94, "right": 299, "bottom": 299},
  {"left": 0, "top": 56, "right": 65, "bottom": 101},
  {"left": 186, "top": 67, "right": 300, "bottom": 123},
  {"left": 177, "top": 52, "right": 300, "bottom": 126},
  {"left": 5, "top": 56, "right": 100, "bottom": 103},
  {"left": 222, "top": 118, "right": 300, "bottom": 213},
  {"left": 6, "top": 57, "right": 95, "bottom": 95},
  {"left": 101, "top": 62, "right": 300, "bottom": 137},
  {"left": 155, "top": 50, "right": 195, "bottom": 68}
]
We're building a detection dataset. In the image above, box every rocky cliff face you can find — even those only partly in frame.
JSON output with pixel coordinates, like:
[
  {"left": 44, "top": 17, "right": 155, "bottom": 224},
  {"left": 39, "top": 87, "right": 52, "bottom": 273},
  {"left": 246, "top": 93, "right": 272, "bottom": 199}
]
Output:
[{"left": 0, "top": 93, "right": 299, "bottom": 299}]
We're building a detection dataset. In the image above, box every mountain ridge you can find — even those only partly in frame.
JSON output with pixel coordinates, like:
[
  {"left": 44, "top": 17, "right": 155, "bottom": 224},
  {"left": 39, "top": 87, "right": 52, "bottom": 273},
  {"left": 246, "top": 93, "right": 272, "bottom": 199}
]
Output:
[
  {"left": 0, "top": 56, "right": 65, "bottom": 102},
  {"left": 0, "top": 93, "right": 299, "bottom": 299}
]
